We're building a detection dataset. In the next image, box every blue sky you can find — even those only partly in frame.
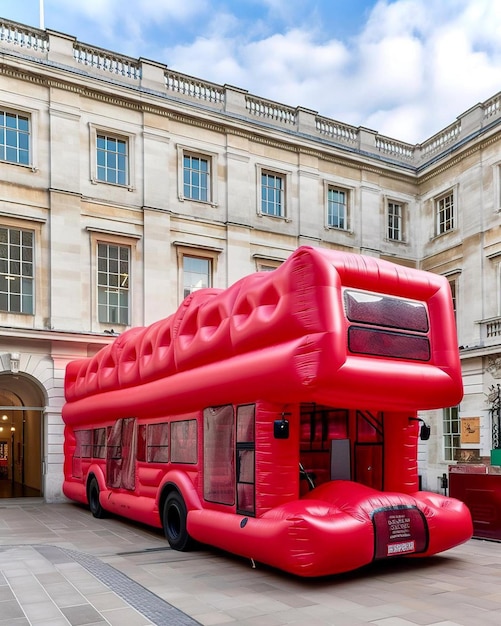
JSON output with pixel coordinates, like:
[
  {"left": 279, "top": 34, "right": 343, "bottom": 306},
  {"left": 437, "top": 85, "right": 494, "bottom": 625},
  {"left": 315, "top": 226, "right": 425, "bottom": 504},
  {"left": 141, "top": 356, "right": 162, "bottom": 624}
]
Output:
[{"left": 2, "top": 0, "right": 501, "bottom": 142}]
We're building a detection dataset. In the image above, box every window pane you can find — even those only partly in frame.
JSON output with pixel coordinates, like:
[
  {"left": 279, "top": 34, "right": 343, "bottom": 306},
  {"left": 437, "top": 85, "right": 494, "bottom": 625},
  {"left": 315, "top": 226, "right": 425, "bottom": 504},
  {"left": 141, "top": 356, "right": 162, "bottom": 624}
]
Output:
[
  {"left": 0, "top": 111, "right": 30, "bottom": 165},
  {"left": 147, "top": 423, "right": 169, "bottom": 463},
  {"left": 97, "top": 243, "right": 130, "bottom": 324},
  {"left": 388, "top": 202, "right": 402, "bottom": 240},
  {"left": 437, "top": 193, "right": 454, "bottom": 234},
  {"left": 96, "top": 133, "right": 128, "bottom": 185},
  {"left": 443, "top": 406, "right": 460, "bottom": 461},
  {"left": 327, "top": 188, "right": 347, "bottom": 229},
  {"left": 0, "top": 227, "right": 35, "bottom": 313},
  {"left": 183, "top": 256, "right": 211, "bottom": 296},
  {"left": 237, "top": 405, "right": 255, "bottom": 442},
  {"left": 261, "top": 172, "right": 284, "bottom": 216},
  {"left": 171, "top": 420, "right": 197, "bottom": 464},
  {"left": 183, "top": 153, "right": 210, "bottom": 201}
]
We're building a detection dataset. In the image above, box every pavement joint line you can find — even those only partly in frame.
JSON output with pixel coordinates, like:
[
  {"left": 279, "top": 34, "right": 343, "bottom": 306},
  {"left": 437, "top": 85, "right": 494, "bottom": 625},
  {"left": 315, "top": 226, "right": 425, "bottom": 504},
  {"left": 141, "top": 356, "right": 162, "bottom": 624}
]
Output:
[{"left": 0, "top": 544, "right": 201, "bottom": 626}]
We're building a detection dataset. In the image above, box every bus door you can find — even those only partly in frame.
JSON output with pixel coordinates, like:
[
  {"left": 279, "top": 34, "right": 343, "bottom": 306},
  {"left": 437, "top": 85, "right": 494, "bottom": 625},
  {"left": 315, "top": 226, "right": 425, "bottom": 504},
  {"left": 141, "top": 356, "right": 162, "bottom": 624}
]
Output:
[
  {"left": 300, "top": 404, "right": 349, "bottom": 491},
  {"left": 353, "top": 410, "right": 383, "bottom": 490},
  {"left": 203, "top": 404, "right": 256, "bottom": 516},
  {"left": 106, "top": 417, "right": 137, "bottom": 490}
]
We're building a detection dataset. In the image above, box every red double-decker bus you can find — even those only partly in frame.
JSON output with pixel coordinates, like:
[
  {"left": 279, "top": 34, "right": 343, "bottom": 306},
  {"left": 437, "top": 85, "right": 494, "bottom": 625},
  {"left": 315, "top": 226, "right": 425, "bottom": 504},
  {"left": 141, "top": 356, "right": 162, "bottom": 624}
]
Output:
[{"left": 62, "top": 246, "right": 472, "bottom": 577}]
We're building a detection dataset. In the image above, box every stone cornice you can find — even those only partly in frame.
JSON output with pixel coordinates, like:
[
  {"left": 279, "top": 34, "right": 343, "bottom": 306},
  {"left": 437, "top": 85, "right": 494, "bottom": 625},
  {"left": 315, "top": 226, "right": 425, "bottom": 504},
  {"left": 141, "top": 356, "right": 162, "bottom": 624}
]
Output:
[
  {"left": 2, "top": 60, "right": 501, "bottom": 188},
  {"left": 0, "top": 61, "right": 417, "bottom": 184}
]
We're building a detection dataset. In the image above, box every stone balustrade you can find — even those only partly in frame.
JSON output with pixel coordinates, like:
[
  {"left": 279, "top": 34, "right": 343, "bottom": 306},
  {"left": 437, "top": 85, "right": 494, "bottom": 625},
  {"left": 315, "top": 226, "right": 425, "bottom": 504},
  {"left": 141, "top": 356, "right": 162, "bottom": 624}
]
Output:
[
  {"left": 2, "top": 17, "right": 501, "bottom": 169},
  {"left": 374, "top": 135, "right": 415, "bottom": 160},
  {"left": 245, "top": 95, "right": 296, "bottom": 126},
  {"left": 419, "top": 121, "right": 462, "bottom": 158},
  {"left": 73, "top": 43, "right": 141, "bottom": 80},
  {"left": 315, "top": 116, "right": 358, "bottom": 144},
  {"left": 0, "top": 18, "right": 48, "bottom": 52},
  {"left": 165, "top": 71, "right": 225, "bottom": 105}
]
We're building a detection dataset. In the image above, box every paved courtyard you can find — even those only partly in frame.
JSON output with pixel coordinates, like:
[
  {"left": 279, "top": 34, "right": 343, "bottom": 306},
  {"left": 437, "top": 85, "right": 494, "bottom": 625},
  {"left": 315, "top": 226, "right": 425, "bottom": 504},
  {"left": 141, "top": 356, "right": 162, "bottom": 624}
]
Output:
[{"left": 0, "top": 498, "right": 499, "bottom": 625}]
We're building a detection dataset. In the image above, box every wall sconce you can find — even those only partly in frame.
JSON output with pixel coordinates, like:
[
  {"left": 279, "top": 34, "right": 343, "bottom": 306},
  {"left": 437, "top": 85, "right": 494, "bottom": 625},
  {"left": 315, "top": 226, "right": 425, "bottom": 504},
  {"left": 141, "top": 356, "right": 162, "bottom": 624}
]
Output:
[
  {"left": 9, "top": 352, "right": 20, "bottom": 374},
  {"left": 10, "top": 426, "right": 15, "bottom": 432},
  {"left": 1, "top": 415, "right": 7, "bottom": 421}
]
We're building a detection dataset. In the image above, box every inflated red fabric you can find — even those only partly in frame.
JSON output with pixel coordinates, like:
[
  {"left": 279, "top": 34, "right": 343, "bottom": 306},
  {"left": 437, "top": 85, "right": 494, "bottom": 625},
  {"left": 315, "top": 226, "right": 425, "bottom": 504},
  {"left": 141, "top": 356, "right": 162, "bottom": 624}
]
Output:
[{"left": 62, "top": 246, "right": 472, "bottom": 577}]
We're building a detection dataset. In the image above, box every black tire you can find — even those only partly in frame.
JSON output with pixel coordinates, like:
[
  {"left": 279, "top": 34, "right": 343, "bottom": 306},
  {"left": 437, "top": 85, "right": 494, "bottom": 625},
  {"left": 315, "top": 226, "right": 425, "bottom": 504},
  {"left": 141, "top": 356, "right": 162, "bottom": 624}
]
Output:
[
  {"left": 163, "top": 492, "right": 193, "bottom": 551},
  {"left": 88, "top": 477, "right": 107, "bottom": 519}
]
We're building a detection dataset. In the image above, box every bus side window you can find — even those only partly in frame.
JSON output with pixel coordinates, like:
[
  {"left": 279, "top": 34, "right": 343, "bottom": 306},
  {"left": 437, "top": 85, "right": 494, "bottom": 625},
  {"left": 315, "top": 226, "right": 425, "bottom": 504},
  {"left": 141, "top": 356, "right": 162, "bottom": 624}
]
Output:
[
  {"left": 171, "top": 420, "right": 197, "bottom": 464},
  {"left": 73, "top": 429, "right": 92, "bottom": 479},
  {"left": 137, "top": 424, "right": 146, "bottom": 462},
  {"left": 147, "top": 423, "right": 169, "bottom": 463},
  {"left": 236, "top": 404, "right": 255, "bottom": 515},
  {"left": 92, "top": 428, "right": 106, "bottom": 459}
]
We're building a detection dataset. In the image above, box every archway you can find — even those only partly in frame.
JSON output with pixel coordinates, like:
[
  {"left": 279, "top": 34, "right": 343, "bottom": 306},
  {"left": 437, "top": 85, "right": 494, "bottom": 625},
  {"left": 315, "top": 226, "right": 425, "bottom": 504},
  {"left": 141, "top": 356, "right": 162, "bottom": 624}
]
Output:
[{"left": 0, "top": 374, "right": 44, "bottom": 498}]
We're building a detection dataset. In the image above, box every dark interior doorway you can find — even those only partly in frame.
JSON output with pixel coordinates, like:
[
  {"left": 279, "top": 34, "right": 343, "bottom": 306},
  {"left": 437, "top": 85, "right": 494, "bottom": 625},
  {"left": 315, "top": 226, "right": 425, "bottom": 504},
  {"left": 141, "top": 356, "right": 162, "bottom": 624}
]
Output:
[{"left": 0, "top": 374, "right": 44, "bottom": 498}]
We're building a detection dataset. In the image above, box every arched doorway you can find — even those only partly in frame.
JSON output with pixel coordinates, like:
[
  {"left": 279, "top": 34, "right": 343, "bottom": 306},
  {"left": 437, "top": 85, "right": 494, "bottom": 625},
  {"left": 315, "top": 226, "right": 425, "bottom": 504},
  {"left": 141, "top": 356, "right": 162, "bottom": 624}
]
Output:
[{"left": 0, "top": 373, "right": 44, "bottom": 498}]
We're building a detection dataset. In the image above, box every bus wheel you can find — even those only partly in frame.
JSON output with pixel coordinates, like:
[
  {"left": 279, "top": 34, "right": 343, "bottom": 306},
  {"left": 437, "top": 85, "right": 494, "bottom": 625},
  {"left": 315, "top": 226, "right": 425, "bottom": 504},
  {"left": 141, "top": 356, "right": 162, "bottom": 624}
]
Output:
[
  {"left": 88, "top": 477, "right": 106, "bottom": 519},
  {"left": 163, "top": 492, "right": 193, "bottom": 551}
]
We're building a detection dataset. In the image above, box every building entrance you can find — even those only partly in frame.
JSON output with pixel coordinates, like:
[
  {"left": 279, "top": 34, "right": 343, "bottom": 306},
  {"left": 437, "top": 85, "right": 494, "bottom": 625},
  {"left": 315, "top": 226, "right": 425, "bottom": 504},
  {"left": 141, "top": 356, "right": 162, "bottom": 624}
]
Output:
[{"left": 0, "top": 374, "right": 44, "bottom": 498}]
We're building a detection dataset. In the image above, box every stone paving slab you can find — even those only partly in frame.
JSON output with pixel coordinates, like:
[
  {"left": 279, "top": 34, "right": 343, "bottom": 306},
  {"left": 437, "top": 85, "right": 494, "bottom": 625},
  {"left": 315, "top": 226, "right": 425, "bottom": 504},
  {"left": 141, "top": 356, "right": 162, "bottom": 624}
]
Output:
[
  {"left": 1, "top": 500, "right": 501, "bottom": 625},
  {"left": 0, "top": 544, "right": 199, "bottom": 626}
]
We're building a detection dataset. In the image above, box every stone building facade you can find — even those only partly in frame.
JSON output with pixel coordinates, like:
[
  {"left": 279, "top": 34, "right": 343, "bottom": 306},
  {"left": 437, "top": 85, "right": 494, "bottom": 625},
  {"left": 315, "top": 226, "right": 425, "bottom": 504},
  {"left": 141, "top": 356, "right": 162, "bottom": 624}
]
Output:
[{"left": 0, "top": 19, "right": 500, "bottom": 501}]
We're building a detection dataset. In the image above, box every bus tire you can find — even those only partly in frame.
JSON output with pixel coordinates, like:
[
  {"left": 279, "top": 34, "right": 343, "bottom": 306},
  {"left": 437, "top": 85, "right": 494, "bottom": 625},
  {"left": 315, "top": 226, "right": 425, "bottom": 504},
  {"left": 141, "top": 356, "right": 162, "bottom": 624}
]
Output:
[
  {"left": 163, "top": 492, "right": 193, "bottom": 551},
  {"left": 88, "top": 477, "right": 107, "bottom": 519}
]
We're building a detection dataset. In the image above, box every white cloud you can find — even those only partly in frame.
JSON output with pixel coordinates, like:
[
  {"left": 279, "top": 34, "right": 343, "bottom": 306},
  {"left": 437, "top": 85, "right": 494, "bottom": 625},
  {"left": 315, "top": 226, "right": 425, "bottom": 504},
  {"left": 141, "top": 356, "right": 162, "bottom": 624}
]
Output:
[
  {"left": 161, "top": 0, "right": 501, "bottom": 142},
  {"left": 5, "top": 0, "right": 501, "bottom": 142}
]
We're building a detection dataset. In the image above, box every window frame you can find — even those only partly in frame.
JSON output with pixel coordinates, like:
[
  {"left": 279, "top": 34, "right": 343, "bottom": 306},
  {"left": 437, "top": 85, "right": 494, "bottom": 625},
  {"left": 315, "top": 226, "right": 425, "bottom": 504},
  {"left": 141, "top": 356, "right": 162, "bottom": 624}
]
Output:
[
  {"left": 435, "top": 190, "right": 455, "bottom": 235},
  {"left": 0, "top": 103, "right": 38, "bottom": 171},
  {"left": 445, "top": 273, "right": 460, "bottom": 322},
  {"left": 174, "top": 244, "right": 221, "bottom": 304},
  {"left": 177, "top": 145, "right": 218, "bottom": 207},
  {"left": 87, "top": 228, "right": 140, "bottom": 331},
  {"left": 256, "top": 165, "right": 291, "bottom": 220},
  {"left": 181, "top": 255, "right": 212, "bottom": 300},
  {"left": 89, "top": 123, "right": 135, "bottom": 190},
  {"left": 170, "top": 419, "right": 198, "bottom": 464},
  {"left": 0, "top": 225, "right": 36, "bottom": 315},
  {"left": 0, "top": 108, "right": 31, "bottom": 167},
  {"left": 494, "top": 163, "right": 501, "bottom": 213},
  {"left": 255, "top": 259, "right": 283, "bottom": 272},
  {"left": 386, "top": 199, "right": 407, "bottom": 242},
  {"left": 326, "top": 185, "right": 350, "bottom": 231},
  {"left": 443, "top": 406, "right": 460, "bottom": 462},
  {"left": 97, "top": 241, "right": 131, "bottom": 326}
]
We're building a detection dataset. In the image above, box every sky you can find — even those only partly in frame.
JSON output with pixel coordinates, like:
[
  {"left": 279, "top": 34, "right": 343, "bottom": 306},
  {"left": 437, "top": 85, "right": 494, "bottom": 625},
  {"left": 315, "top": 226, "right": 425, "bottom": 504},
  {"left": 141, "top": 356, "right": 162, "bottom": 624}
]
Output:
[{"left": 1, "top": 0, "right": 501, "bottom": 143}]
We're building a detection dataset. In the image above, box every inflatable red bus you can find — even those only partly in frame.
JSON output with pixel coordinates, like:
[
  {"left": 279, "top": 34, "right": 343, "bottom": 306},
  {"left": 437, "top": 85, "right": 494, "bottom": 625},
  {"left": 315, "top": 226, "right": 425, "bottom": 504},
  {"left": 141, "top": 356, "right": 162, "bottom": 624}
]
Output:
[{"left": 62, "top": 246, "right": 472, "bottom": 577}]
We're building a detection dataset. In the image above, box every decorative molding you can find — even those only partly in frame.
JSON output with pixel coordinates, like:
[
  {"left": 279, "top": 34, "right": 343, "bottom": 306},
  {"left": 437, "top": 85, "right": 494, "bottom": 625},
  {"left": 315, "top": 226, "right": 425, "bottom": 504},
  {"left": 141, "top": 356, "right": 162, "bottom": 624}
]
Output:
[
  {"left": 2, "top": 56, "right": 501, "bottom": 188},
  {"left": 487, "top": 355, "right": 501, "bottom": 378}
]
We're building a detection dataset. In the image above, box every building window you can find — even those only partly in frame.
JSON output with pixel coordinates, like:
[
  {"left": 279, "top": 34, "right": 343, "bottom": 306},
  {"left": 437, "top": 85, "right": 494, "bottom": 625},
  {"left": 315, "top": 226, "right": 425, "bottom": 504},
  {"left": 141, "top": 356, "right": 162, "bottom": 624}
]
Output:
[
  {"left": 387, "top": 201, "right": 403, "bottom": 241},
  {"left": 436, "top": 192, "right": 454, "bottom": 234},
  {"left": 327, "top": 187, "right": 348, "bottom": 229},
  {"left": 443, "top": 406, "right": 460, "bottom": 461},
  {"left": 257, "top": 262, "right": 280, "bottom": 272},
  {"left": 96, "top": 133, "right": 128, "bottom": 185},
  {"left": 0, "top": 110, "right": 29, "bottom": 166},
  {"left": 183, "top": 154, "right": 210, "bottom": 202},
  {"left": 182, "top": 255, "right": 211, "bottom": 298},
  {"left": 261, "top": 171, "right": 285, "bottom": 217},
  {"left": 177, "top": 146, "right": 218, "bottom": 206},
  {"left": 496, "top": 163, "right": 501, "bottom": 212},
  {"left": 0, "top": 227, "right": 34, "bottom": 314},
  {"left": 97, "top": 243, "right": 130, "bottom": 325},
  {"left": 448, "top": 278, "right": 457, "bottom": 320}
]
